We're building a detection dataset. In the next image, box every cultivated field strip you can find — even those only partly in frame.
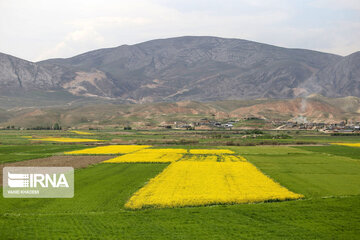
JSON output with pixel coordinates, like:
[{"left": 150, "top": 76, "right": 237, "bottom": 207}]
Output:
[
  {"left": 180, "top": 155, "right": 218, "bottom": 162},
  {"left": 136, "top": 148, "right": 187, "bottom": 154},
  {"left": 101, "top": 148, "right": 304, "bottom": 209},
  {"left": 125, "top": 161, "right": 303, "bottom": 209},
  {"left": 65, "top": 145, "right": 150, "bottom": 154},
  {"left": 66, "top": 147, "right": 306, "bottom": 209},
  {"left": 180, "top": 155, "right": 246, "bottom": 162},
  {"left": 104, "top": 152, "right": 183, "bottom": 163},
  {"left": 332, "top": 143, "right": 360, "bottom": 148},
  {"left": 70, "top": 130, "right": 94, "bottom": 135},
  {"left": 0, "top": 155, "right": 113, "bottom": 186},
  {"left": 189, "top": 149, "right": 234, "bottom": 154},
  {"left": 31, "top": 137, "right": 104, "bottom": 142}
]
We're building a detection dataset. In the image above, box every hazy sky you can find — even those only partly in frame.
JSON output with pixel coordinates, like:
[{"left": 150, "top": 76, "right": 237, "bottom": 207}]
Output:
[{"left": 0, "top": 0, "right": 359, "bottom": 61}]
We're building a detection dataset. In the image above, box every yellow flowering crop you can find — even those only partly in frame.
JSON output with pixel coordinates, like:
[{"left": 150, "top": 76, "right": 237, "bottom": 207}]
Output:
[
  {"left": 125, "top": 161, "right": 303, "bottom": 209},
  {"left": 221, "top": 155, "right": 247, "bottom": 162},
  {"left": 189, "top": 149, "right": 234, "bottom": 154},
  {"left": 181, "top": 155, "right": 219, "bottom": 162},
  {"left": 332, "top": 143, "right": 360, "bottom": 148},
  {"left": 138, "top": 148, "right": 187, "bottom": 154},
  {"left": 70, "top": 130, "right": 94, "bottom": 135},
  {"left": 104, "top": 152, "right": 183, "bottom": 163},
  {"left": 31, "top": 137, "right": 104, "bottom": 143},
  {"left": 65, "top": 145, "right": 150, "bottom": 154},
  {"left": 181, "top": 155, "right": 247, "bottom": 162}
]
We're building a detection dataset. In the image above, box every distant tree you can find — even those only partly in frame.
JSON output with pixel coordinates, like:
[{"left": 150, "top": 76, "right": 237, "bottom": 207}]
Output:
[
  {"left": 124, "top": 126, "right": 132, "bottom": 130},
  {"left": 53, "top": 123, "right": 61, "bottom": 130},
  {"left": 245, "top": 129, "right": 263, "bottom": 134}
]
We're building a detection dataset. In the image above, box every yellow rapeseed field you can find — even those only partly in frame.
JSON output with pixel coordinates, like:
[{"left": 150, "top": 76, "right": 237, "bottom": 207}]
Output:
[
  {"left": 181, "top": 155, "right": 247, "bottom": 162},
  {"left": 65, "top": 145, "right": 150, "bottom": 154},
  {"left": 70, "top": 130, "right": 94, "bottom": 135},
  {"left": 104, "top": 151, "right": 183, "bottom": 163},
  {"left": 31, "top": 137, "right": 104, "bottom": 143},
  {"left": 137, "top": 148, "right": 187, "bottom": 154},
  {"left": 221, "top": 155, "right": 247, "bottom": 162},
  {"left": 332, "top": 143, "right": 360, "bottom": 148},
  {"left": 181, "top": 155, "right": 219, "bottom": 162},
  {"left": 125, "top": 161, "right": 303, "bottom": 209},
  {"left": 189, "top": 149, "right": 234, "bottom": 154}
]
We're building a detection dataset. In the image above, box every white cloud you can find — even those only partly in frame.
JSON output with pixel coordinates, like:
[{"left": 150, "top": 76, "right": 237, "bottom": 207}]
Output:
[
  {"left": 311, "top": 0, "right": 360, "bottom": 11},
  {"left": 36, "top": 27, "right": 105, "bottom": 60},
  {"left": 317, "top": 21, "right": 360, "bottom": 55},
  {"left": 34, "top": 0, "right": 290, "bottom": 60},
  {"left": 0, "top": 0, "right": 359, "bottom": 61}
]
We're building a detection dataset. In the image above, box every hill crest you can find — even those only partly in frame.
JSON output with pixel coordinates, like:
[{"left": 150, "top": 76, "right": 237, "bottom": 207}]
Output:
[{"left": 1, "top": 36, "right": 358, "bottom": 103}]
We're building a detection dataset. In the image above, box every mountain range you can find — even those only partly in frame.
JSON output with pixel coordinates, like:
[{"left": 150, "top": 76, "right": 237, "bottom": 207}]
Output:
[{"left": 1, "top": 36, "right": 359, "bottom": 104}]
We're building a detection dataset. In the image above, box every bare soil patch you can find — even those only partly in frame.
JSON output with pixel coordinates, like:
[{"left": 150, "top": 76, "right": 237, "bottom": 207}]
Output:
[{"left": 0, "top": 155, "right": 113, "bottom": 186}]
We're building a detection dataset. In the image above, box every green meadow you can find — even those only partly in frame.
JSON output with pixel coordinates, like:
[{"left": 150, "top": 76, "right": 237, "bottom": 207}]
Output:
[
  {"left": 0, "top": 130, "right": 359, "bottom": 239},
  {"left": 0, "top": 145, "right": 89, "bottom": 164}
]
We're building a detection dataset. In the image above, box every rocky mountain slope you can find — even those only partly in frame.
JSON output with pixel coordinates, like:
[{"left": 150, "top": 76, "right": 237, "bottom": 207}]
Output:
[
  {"left": 302, "top": 51, "right": 360, "bottom": 98},
  {"left": 0, "top": 52, "right": 62, "bottom": 90},
  {"left": 1, "top": 95, "right": 359, "bottom": 128},
  {"left": 0, "top": 36, "right": 359, "bottom": 103}
]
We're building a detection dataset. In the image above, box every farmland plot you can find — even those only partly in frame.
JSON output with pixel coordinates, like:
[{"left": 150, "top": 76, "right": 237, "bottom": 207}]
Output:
[
  {"left": 104, "top": 152, "right": 183, "bottom": 163},
  {"left": 125, "top": 160, "right": 303, "bottom": 209},
  {"left": 31, "top": 137, "right": 104, "bottom": 142},
  {"left": 104, "top": 149, "right": 185, "bottom": 163},
  {"left": 332, "top": 143, "right": 360, "bottom": 148},
  {"left": 70, "top": 130, "right": 94, "bottom": 135},
  {"left": 181, "top": 155, "right": 246, "bottom": 162},
  {"left": 65, "top": 145, "right": 150, "bottom": 154},
  {"left": 137, "top": 148, "right": 187, "bottom": 154},
  {"left": 189, "top": 149, "right": 234, "bottom": 154}
]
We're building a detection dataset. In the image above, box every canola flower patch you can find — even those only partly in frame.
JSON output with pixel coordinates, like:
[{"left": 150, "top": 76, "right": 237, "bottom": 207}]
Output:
[
  {"left": 181, "top": 155, "right": 219, "bottom": 162},
  {"left": 332, "top": 143, "right": 360, "bottom": 148},
  {"left": 138, "top": 148, "right": 187, "bottom": 154},
  {"left": 31, "top": 137, "right": 104, "bottom": 143},
  {"left": 221, "top": 155, "right": 247, "bottom": 162},
  {"left": 125, "top": 161, "right": 303, "bottom": 209},
  {"left": 104, "top": 152, "right": 183, "bottom": 163},
  {"left": 189, "top": 149, "right": 234, "bottom": 155},
  {"left": 70, "top": 130, "right": 94, "bottom": 135},
  {"left": 181, "top": 155, "right": 247, "bottom": 162},
  {"left": 65, "top": 145, "right": 150, "bottom": 154}
]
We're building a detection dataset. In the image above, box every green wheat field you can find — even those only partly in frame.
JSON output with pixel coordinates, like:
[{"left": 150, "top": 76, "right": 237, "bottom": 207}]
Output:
[{"left": 1, "top": 130, "right": 359, "bottom": 239}]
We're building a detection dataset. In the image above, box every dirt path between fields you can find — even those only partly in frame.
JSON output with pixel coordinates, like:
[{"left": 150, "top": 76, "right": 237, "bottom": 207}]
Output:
[{"left": 0, "top": 155, "right": 113, "bottom": 186}]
